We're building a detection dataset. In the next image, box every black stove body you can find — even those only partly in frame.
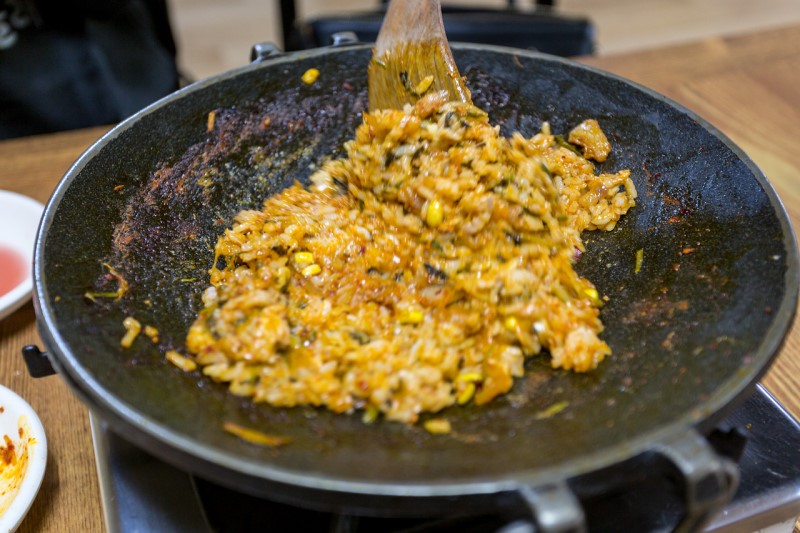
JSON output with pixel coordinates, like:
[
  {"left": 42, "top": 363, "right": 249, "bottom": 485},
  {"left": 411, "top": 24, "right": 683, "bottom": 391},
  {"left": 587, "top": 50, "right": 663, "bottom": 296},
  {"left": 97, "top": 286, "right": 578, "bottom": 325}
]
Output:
[{"left": 91, "top": 384, "right": 800, "bottom": 533}]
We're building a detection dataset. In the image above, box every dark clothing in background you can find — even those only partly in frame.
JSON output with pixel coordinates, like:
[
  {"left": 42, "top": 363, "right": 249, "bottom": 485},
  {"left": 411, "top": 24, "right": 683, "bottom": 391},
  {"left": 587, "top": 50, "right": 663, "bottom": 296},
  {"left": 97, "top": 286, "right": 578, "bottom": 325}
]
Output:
[{"left": 0, "top": 0, "right": 179, "bottom": 139}]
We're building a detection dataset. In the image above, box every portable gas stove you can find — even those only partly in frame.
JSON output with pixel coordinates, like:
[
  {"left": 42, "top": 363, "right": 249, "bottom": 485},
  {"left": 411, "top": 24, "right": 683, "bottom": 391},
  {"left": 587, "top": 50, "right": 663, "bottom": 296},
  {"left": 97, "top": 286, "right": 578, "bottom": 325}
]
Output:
[{"left": 90, "top": 384, "right": 800, "bottom": 533}]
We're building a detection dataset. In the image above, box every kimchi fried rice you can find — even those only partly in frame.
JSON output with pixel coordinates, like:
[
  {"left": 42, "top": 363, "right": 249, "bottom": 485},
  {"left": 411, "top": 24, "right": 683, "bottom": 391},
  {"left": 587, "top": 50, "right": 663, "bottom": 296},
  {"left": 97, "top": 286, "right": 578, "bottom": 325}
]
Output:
[{"left": 184, "top": 91, "right": 637, "bottom": 424}]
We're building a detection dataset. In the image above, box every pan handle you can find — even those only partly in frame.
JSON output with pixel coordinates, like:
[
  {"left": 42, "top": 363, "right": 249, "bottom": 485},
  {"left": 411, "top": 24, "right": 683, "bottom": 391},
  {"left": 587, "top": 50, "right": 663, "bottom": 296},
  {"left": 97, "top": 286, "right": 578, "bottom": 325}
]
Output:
[
  {"left": 503, "top": 427, "right": 738, "bottom": 533},
  {"left": 249, "top": 32, "right": 361, "bottom": 64},
  {"left": 250, "top": 42, "right": 285, "bottom": 63},
  {"left": 502, "top": 481, "right": 587, "bottom": 533},
  {"left": 328, "top": 32, "right": 360, "bottom": 47},
  {"left": 21, "top": 344, "right": 56, "bottom": 378},
  {"left": 653, "top": 428, "right": 740, "bottom": 532}
]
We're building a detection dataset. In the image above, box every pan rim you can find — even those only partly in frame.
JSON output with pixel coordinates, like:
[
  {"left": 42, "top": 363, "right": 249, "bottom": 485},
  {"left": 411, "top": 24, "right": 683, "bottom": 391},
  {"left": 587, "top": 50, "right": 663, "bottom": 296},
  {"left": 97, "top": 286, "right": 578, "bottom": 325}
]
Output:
[{"left": 33, "top": 42, "right": 800, "bottom": 500}]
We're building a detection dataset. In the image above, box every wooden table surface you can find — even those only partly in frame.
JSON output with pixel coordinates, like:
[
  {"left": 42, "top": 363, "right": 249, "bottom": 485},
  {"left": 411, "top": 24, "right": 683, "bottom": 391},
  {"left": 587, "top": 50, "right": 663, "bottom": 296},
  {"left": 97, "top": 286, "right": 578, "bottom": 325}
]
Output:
[{"left": 1, "top": 24, "right": 799, "bottom": 533}]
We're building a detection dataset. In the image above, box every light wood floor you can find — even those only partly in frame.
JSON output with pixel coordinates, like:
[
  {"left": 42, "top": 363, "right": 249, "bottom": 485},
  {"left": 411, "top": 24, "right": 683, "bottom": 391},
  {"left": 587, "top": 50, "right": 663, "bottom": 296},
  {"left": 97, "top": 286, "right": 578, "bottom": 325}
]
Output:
[{"left": 168, "top": 0, "right": 800, "bottom": 81}]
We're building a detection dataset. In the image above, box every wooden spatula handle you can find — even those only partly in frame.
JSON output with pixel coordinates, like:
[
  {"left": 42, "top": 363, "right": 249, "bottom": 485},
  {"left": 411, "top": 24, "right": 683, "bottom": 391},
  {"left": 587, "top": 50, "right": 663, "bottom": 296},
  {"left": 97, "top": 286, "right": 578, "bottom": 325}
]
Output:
[{"left": 375, "top": 0, "right": 446, "bottom": 55}]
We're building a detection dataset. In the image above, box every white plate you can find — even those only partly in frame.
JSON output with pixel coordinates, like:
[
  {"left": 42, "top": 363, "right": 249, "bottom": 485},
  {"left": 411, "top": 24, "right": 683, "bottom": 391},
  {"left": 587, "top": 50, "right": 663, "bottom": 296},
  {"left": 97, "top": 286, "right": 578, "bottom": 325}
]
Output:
[
  {"left": 0, "top": 191, "right": 44, "bottom": 322},
  {"left": 0, "top": 385, "right": 47, "bottom": 532}
]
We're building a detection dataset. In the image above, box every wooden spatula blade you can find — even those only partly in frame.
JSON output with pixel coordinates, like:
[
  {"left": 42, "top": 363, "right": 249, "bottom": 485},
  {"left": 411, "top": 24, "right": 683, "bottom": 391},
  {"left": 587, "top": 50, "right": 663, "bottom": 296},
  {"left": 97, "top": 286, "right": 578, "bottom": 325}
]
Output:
[{"left": 368, "top": 0, "right": 472, "bottom": 111}]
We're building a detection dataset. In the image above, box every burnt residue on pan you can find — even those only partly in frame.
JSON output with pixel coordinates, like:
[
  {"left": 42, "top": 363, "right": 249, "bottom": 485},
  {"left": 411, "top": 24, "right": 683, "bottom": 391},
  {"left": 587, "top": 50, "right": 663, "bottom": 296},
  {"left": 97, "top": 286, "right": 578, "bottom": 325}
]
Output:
[{"left": 88, "top": 81, "right": 369, "bottom": 354}]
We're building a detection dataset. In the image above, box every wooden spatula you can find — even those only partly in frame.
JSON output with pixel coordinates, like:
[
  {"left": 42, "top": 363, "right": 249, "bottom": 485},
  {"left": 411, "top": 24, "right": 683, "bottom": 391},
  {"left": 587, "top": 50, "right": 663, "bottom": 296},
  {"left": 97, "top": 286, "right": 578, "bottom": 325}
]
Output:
[{"left": 368, "top": 0, "right": 472, "bottom": 111}]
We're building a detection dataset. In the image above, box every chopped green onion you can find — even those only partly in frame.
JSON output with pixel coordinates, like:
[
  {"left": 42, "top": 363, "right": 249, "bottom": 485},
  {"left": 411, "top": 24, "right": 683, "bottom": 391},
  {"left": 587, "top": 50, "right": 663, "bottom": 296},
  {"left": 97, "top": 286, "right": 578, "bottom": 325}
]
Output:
[{"left": 635, "top": 248, "right": 644, "bottom": 273}]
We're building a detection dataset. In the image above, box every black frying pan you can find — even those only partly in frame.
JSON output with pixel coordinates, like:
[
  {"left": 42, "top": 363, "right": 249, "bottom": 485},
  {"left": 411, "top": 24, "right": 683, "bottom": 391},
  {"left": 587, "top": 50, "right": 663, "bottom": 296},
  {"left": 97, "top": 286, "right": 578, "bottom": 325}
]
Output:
[{"left": 32, "top": 43, "right": 798, "bottom": 529}]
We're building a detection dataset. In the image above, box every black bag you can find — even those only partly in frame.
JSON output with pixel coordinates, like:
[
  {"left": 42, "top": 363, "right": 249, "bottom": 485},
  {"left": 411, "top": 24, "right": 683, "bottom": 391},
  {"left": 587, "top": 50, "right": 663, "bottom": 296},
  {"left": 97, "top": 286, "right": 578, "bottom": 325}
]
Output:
[{"left": 0, "top": 0, "right": 179, "bottom": 139}]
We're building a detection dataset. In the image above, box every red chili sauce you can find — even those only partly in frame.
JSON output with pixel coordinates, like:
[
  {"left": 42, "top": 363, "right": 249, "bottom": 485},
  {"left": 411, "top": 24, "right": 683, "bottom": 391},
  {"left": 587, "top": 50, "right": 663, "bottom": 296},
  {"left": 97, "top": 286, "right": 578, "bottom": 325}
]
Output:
[{"left": 0, "top": 245, "right": 28, "bottom": 298}]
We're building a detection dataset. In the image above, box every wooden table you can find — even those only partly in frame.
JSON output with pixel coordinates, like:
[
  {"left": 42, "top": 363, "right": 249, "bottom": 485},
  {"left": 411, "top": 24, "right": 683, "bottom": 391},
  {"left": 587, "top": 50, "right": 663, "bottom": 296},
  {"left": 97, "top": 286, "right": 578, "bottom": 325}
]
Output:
[{"left": 1, "top": 24, "right": 799, "bottom": 533}]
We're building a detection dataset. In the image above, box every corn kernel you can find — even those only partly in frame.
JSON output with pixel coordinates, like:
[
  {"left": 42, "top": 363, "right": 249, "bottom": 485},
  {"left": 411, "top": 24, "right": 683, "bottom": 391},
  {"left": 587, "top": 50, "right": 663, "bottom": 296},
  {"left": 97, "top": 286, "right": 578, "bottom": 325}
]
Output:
[
  {"left": 425, "top": 198, "right": 444, "bottom": 227},
  {"left": 457, "top": 382, "right": 476, "bottom": 405},
  {"left": 423, "top": 418, "right": 451, "bottom": 434},
  {"left": 275, "top": 265, "right": 291, "bottom": 289},
  {"left": 301, "top": 263, "right": 322, "bottom": 277},
  {"left": 503, "top": 316, "right": 519, "bottom": 332},
  {"left": 457, "top": 372, "right": 483, "bottom": 383},
  {"left": 301, "top": 68, "right": 320, "bottom": 85},
  {"left": 294, "top": 251, "right": 314, "bottom": 264},
  {"left": 583, "top": 287, "right": 603, "bottom": 307},
  {"left": 399, "top": 308, "right": 424, "bottom": 324},
  {"left": 415, "top": 75, "right": 434, "bottom": 95}
]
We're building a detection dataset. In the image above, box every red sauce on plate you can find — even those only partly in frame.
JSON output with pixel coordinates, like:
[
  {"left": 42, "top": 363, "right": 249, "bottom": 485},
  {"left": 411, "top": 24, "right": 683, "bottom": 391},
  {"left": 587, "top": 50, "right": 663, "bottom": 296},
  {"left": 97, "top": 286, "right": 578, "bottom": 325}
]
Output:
[{"left": 0, "top": 246, "right": 28, "bottom": 298}]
